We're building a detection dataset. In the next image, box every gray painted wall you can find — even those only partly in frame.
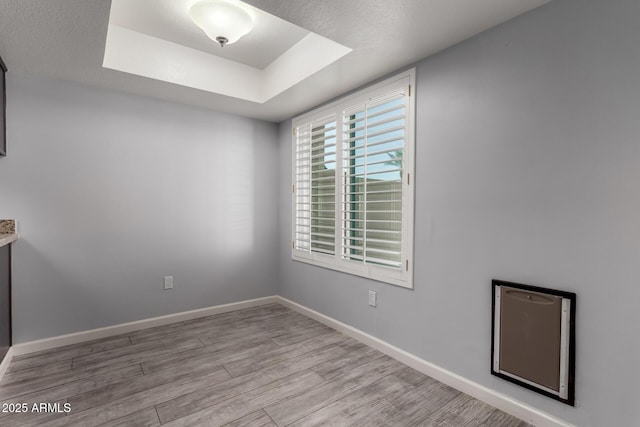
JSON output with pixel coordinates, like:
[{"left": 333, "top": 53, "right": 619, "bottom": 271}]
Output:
[
  {"left": 0, "top": 73, "right": 279, "bottom": 343},
  {"left": 278, "top": 1, "right": 640, "bottom": 425},
  {"left": 1, "top": 0, "right": 639, "bottom": 424}
]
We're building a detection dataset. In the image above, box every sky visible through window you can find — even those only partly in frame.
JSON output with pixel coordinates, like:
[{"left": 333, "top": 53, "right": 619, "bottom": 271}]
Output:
[{"left": 322, "top": 97, "right": 404, "bottom": 183}]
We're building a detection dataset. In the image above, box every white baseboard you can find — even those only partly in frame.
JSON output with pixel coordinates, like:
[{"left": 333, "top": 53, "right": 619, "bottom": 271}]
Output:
[
  {"left": 276, "top": 296, "right": 573, "bottom": 427},
  {"left": 12, "top": 296, "right": 278, "bottom": 356},
  {"left": 0, "top": 347, "right": 13, "bottom": 384}
]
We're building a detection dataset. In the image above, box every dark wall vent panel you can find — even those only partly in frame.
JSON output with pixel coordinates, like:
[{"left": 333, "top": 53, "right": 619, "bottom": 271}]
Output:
[{"left": 491, "top": 279, "right": 576, "bottom": 406}]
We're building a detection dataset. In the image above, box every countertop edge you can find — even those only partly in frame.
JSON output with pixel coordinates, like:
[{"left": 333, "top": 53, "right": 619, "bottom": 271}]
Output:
[{"left": 0, "top": 234, "right": 19, "bottom": 248}]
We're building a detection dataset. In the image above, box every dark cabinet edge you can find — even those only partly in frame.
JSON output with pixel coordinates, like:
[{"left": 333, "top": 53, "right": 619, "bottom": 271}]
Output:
[{"left": 0, "top": 53, "right": 6, "bottom": 158}]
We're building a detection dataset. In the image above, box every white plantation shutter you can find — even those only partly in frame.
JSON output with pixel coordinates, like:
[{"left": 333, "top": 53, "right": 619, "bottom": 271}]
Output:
[
  {"left": 294, "top": 114, "right": 337, "bottom": 257},
  {"left": 342, "top": 90, "right": 407, "bottom": 269},
  {"left": 294, "top": 123, "right": 312, "bottom": 254},
  {"left": 292, "top": 71, "right": 415, "bottom": 288}
]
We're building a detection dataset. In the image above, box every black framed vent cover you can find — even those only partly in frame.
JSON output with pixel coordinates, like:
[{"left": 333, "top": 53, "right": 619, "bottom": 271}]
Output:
[{"left": 491, "top": 279, "right": 576, "bottom": 406}]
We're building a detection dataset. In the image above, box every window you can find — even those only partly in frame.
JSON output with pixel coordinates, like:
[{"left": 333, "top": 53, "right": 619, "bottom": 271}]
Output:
[{"left": 292, "top": 70, "right": 415, "bottom": 288}]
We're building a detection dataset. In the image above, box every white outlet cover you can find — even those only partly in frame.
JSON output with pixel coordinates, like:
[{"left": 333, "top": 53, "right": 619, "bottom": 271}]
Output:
[
  {"left": 163, "top": 276, "right": 174, "bottom": 289},
  {"left": 369, "top": 290, "right": 377, "bottom": 307}
]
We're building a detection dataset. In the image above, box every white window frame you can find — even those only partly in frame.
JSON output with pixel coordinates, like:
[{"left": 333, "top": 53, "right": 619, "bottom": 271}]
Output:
[{"left": 291, "top": 69, "right": 415, "bottom": 289}]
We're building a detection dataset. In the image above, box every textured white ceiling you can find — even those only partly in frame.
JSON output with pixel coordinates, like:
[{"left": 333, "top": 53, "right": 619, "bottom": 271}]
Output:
[
  {"left": 109, "top": 0, "right": 309, "bottom": 70},
  {"left": 0, "top": 0, "right": 551, "bottom": 122},
  {"left": 104, "top": 1, "right": 352, "bottom": 103}
]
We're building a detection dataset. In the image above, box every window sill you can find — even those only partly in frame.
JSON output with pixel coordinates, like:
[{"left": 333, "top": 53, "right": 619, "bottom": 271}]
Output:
[{"left": 291, "top": 254, "right": 413, "bottom": 289}]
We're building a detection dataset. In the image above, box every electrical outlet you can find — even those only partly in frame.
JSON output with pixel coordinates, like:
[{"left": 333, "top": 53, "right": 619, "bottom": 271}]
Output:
[
  {"left": 163, "top": 276, "right": 173, "bottom": 290},
  {"left": 368, "top": 290, "right": 377, "bottom": 307}
]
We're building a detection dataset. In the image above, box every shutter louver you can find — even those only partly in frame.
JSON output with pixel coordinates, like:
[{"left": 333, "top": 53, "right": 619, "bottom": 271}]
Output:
[
  {"left": 295, "top": 115, "right": 337, "bottom": 256},
  {"left": 341, "top": 91, "right": 406, "bottom": 269}
]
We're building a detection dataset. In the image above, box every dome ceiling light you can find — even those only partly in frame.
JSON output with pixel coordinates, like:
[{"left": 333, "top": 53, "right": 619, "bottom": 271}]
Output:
[
  {"left": 189, "top": 0, "right": 255, "bottom": 47},
  {"left": 104, "top": 0, "right": 353, "bottom": 104}
]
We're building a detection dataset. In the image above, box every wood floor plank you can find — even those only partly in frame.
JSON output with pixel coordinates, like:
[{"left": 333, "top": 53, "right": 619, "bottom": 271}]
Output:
[
  {"left": 221, "top": 410, "right": 276, "bottom": 427},
  {"left": 0, "top": 364, "right": 142, "bottom": 406},
  {"left": 421, "top": 393, "right": 496, "bottom": 426},
  {"left": 212, "top": 307, "right": 286, "bottom": 327},
  {"left": 264, "top": 353, "right": 406, "bottom": 426},
  {"left": 390, "top": 376, "right": 461, "bottom": 424},
  {"left": 270, "top": 323, "right": 335, "bottom": 347},
  {"left": 128, "top": 320, "right": 245, "bottom": 346},
  {"left": 341, "top": 398, "right": 411, "bottom": 427},
  {"left": 392, "top": 365, "right": 431, "bottom": 387},
  {"left": 223, "top": 331, "right": 347, "bottom": 377},
  {"left": 242, "top": 318, "right": 309, "bottom": 335},
  {"left": 0, "top": 303, "right": 528, "bottom": 427},
  {"left": 9, "top": 336, "right": 131, "bottom": 371},
  {"left": 127, "top": 312, "right": 253, "bottom": 345},
  {"left": 229, "top": 304, "right": 286, "bottom": 320},
  {"left": 141, "top": 340, "right": 280, "bottom": 376},
  {"left": 161, "top": 370, "right": 325, "bottom": 427},
  {"left": 94, "top": 407, "right": 160, "bottom": 427},
  {"left": 343, "top": 377, "right": 452, "bottom": 427},
  {"left": 287, "top": 373, "right": 414, "bottom": 427},
  {"left": 189, "top": 307, "right": 306, "bottom": 345},
  {"left": 0, "top": 365, "right": 140, "bottom": 425},
  {"left": 71, "top": 337, "right": 203, "bottom": 370},
  {"left": 0, "top": 362, "right": 144, "bottom": 401},
  {"left": 1, "top": 359, "right": 72, "bottom": 386},
  {"left": 67, "top": 363, "right": 230, "bottom": 413},
  {"left": 480, "top": 409, "right": 532, "bottom": 427},
  {"left": 198, "top": 323, "right": 295, "bottom": 349},
  {"left": 122, "top": 307, "right": 267, "bottom": 347},
  {"left": 294, "top": 317, "right": 322, "bottom": 328},
  {"left": 243, "top": 311, "right": 310, "bottom": 326},
  {"left": 155, "top": 343, "right": 347, "bottom": 424},
  {"left": 39, "top": 365, "right": 232, "bottom": 427},
  {"left": 310, "top": 342, "right": 383, "bottom": 380}
]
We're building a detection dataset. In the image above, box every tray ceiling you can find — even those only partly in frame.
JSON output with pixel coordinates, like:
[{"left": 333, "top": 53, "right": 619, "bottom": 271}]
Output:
[{"left": 0, "top": 0, "right": 551, "bottom": 122}]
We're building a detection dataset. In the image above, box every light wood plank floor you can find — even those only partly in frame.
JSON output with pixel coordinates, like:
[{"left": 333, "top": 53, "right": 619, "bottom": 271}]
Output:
[{"left": 0, "top": 304, "right": 530, "bottom": 426}]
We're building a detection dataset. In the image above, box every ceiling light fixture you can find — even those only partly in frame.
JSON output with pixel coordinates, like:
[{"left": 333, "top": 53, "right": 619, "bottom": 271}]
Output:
[{"left": 189, "top": 0, "right": 255, "bottom": 47}]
